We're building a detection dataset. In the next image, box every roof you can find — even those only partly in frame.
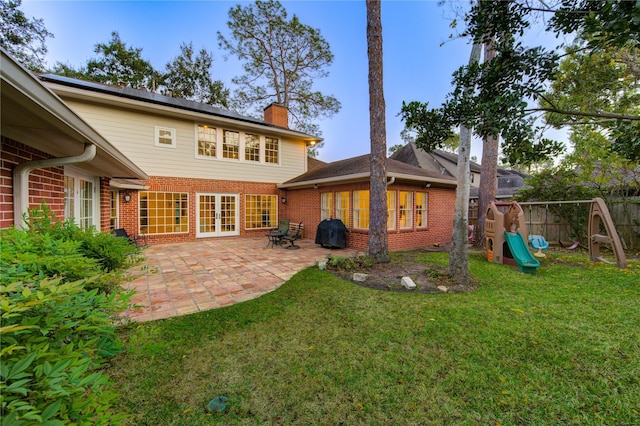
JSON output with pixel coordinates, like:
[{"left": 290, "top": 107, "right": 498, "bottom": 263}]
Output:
[
  {"left": 1, "top": 49, "right": 148, "bottom": 180},
  {"left": 38, "top": 74, "right": 321, "bottom": 143},
  {"left": 279, "top": 154, "right": 457, "bottom": 189},
  {"left": 390, "top": 143, "right": 482, "bottom": 175}
]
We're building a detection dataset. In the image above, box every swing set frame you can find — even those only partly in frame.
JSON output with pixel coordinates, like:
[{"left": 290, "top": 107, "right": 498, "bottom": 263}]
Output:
[{"left": 518, "top": 198, "right": 627, "bottom": 268}]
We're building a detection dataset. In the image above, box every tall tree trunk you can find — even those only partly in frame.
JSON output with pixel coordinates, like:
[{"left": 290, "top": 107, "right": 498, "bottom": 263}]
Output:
[
  {"left": 366, "top": 0, "right": 389, "bottom": 262},
  {"left": 449, "top": 41, "right": 483, "bottom": 285},
  {"left": 475, "top": 39, "right": 499, "bottom": 247}
]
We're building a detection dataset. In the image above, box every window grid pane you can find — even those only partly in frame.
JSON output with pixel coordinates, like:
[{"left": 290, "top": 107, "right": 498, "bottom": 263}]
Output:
[
  {"left": 335, "top": 191, "right": 350, "bottom": 227},
  {"left": 198, "top": 125, "right": 217, "bottom": 157},
  {"left": 79, "top": 180, "right": 93, "bottom": 230},
  {"left": 399, "top": 191, "right": 413, "bottom": 229},
  {"left": 265, "top": 137, "right": 279, "bottom": 164},
  {"left": 139, "top": 192, "right": 189, "bottom": 234},
  {"left": 387, "top": 190, "right": 396, "bottom": 230},
  {"left": 245, "top": 194, "right": 277, "bottom": 229},
  {"left": 64, "top": 176, "right": 74, "bottom": 220},
  {"left": 223, "top": 130, "right": 239, "bottom": 159},
  {"left": 245, "top": 134, "right": 260, "bottom": 162},
  {"left": 110, "top": 191, "right": 118, "bottom": 231},
  {"left": 416, "top": 192, "right": 428, "bottom": 228},
  {"left": 320, "top": 192, "right": 333, "bottom": 220},
  {"left": 353, "top": 190, "right": 369, "bottom": 229}
]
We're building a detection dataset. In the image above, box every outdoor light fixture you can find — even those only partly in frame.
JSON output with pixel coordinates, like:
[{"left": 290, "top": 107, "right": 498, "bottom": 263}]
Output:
[
  {"left": 123, "top": 191, "right": 132, "bottom": 203},
  {"left": 281, "top": 196, "right": 287, "bottom": 204},
  {"left": 425, "top": 183, "right": 432, "bottom": 188},
  {"left": 314, "top": 184, "right": 319, "bottom": 189}
]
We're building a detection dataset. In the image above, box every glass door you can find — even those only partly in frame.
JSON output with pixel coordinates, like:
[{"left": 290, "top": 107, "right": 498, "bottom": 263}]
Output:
[{"left": 196, "top": 193, "right": 238, "bottom": 237}]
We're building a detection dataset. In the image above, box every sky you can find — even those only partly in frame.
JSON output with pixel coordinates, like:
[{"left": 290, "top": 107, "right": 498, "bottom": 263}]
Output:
[{"left": 22, "top": 0, "right": 484, "bottom": 163}]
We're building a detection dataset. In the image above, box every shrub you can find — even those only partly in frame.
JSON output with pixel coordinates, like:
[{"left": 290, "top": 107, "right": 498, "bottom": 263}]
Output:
[{"left": 0, "top": 204, "right": 140, "bottom": 424}]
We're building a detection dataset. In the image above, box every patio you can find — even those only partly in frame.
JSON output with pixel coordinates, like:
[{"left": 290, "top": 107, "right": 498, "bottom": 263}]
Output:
[{"left": 121, "top": 236, "right": 359, "bottom": 322}]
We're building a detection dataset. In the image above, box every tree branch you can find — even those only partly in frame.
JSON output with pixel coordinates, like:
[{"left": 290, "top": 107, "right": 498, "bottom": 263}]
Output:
[{"left": 528, "top": 107, "right": 640, "bottom": 121}]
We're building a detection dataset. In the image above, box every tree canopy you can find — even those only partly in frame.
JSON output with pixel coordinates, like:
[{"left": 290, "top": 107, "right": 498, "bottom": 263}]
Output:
[
  {"left": 400, "top": 0, "right": 640, "bottom": 166},
  {"left": 218, "top": 0, "right": 341, "bottom": 142},
  {"left": 0, "top": 0, "right": 53, "bottom": 71},
  {"left": 160, "top": 42, "right": 229, "bottom": 107},
  {"left": 85, "top": 31, "right": 156, "bottom": 89}
]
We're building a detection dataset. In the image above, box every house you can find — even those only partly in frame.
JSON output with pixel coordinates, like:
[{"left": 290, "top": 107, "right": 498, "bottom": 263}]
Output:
[
  {"left": 278, "top": 155, "right": 457, "bottom": 251},
  {"left": 1, "top": 48, "right": 148, "bottom": 230},
  {"left": 2, "top": 49, "right": 458, "bottom": 251},
  {"left": 390, "top": 142, "right": 527, "bottom": 201}
]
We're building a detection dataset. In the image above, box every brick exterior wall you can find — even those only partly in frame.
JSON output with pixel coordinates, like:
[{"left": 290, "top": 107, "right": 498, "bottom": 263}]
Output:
[
  {"left": 118, "top": 176, "right": 287, "bottom": 245},
  {"left": 1, "top": 137, "right": 65, "bottom": 228},
  {"left": 282, "top": 181, "right": 456, "bottom": 252},
  {"left": 99, "top": 177, "right": 111, "bottom": 232},
  {"left": 263, "top": 103, "right": 288, "bottom": 128}
]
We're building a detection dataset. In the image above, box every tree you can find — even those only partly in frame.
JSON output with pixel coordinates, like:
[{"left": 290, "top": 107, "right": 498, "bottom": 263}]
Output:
[
  {"left": 366, "top": 0, "right": 389, "bottom": 262},
  {"left": 0, "top": 0, "right": 53, "bottom": 71},
  {"left": 475, "top": 38, "right": 499, "bottom": 247},
  {"left": 160, "top": 42, "right": 229, "bottom": 107},
  {"left": 218, "top": 0, "right": 341, "bottom": 149},
  {"left": 85, "top": 31, "right": 156, "bottom": 89}
]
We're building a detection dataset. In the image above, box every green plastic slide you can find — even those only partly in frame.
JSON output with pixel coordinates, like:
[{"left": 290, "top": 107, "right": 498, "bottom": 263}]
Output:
[{"left": 504, "top": 231, "right": 540, "bottom": 275}]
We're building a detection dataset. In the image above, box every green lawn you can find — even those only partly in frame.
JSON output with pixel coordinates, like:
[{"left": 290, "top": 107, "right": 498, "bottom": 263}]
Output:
[{"left": 110, "top": 251, "right": 640, "bottom": 425}]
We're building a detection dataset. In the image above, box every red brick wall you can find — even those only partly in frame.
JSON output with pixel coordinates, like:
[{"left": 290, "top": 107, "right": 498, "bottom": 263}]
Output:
[
  {"left": 282, "top": 181, "right": 456, "bottom": 252},
  {"left": 99, "top": 178, "right": 111, "bottom": 232},
  {"left": 263, "top": 104, "right": 288, "bottom": 128},
  {"left": 1, "top": 137, "right": 65, "bottom": 228},
  {"left": 119, "top": 176, "right": 285, "bottom": 244}
]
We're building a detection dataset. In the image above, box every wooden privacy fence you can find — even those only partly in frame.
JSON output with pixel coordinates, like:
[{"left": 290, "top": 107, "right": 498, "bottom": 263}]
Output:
[{"left": 469, "top": 198, "right": 640, "bottom": 252}]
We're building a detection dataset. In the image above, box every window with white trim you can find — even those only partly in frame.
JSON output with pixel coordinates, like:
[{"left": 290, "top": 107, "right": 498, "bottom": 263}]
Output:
[
  {"left": 197, "top": 125, "right": 217, "bottom": 157},
  {"left": 64, "top": 170, "right": 99, "bottom": 230},
  {"left": 320, "top": 192, "right": 333, "bottom": 220},
  {"left": 399, "top": 191, "right": 413, "bottom": 229},
  {"left": 223, "top": 130, "right": 239, "bottom": 159},
  {"left": 265, "top": 137, "right": 279, "bottom": 164},
  {"left": 110, "top": 190, "right": 118, "bottom": 231},
  {"left": 353, "top": 190, "right": 369, "bottom": 229},
  {"left": 387, "top": 190, "right": 396, "bottom": 230},
  {"left": 245, "top": 194, "right": 277, "bottom": 229},
  {"left": 416, "top": 192, "right": 428, "bottom": 228},
  {"left": 155, "top": 126, "right": 176, "bottom": 148},
  {"left": 139, "top": 192, "right": 189, "bottom": 234},
  {"left": 335, "top": 191, "right": 350, "bottom": 227},
  {"left": 245, "top": 133, "right": 260, "bottom": 162}
]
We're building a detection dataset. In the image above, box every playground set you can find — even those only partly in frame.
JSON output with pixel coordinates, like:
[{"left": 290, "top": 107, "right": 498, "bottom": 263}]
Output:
[{"left": 484, "top": 198, "right": 626, "bottom": 274}]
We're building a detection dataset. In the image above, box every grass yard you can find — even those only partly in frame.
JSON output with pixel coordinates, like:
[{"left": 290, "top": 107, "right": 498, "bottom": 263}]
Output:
[{"left": 110, "top": 251, "right": 640, "bottom": 425}]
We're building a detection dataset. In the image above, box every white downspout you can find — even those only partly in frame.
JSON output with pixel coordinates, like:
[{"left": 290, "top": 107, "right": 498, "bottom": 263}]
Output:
[
  {"left": 13, "top": 143, "right": 96, "bottom": 229},
  {"left": 386, "top": 176, "right": 396, "bottom": 186}
]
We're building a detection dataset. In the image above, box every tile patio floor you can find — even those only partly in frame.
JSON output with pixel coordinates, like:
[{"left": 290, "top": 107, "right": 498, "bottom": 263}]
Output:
[{"left": 121, "top": 236, "right": 359, "bottom": 322}]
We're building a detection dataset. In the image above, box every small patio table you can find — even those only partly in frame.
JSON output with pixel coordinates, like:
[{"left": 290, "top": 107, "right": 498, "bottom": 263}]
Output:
[{"left": 266, "top": 231, "right": 285, "bottom": 248}]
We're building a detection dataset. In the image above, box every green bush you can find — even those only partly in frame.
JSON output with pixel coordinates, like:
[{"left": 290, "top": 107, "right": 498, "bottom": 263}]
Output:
[{"left": 0, "top": 204, "right": 140, "bottom": 424}]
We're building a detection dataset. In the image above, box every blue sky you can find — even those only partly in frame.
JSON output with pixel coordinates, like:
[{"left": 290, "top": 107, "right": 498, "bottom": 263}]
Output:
[{"left": 23, "top": 0, "right": 478, "bottom": 162}]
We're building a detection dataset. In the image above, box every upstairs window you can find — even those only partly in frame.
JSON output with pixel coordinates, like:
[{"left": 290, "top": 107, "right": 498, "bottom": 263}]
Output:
[
  {"left": 245, "top": 134, "right": 260, "bottom": 162},
  {"left": 223, "top": 130, "right": 239, "bottom": 159},
  {"left": 265, "top": 137, "right": 279, "bottom": 164},
  {"left": 197, "top": 125, "right": 217, "bottom": 157},
  {"left": 155, "top": 126, "right": 176, "bottom": 148}
]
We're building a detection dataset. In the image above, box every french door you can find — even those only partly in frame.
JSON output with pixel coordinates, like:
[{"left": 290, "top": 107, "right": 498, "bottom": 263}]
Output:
[{"left": 196, "top": 193, "right": 239, "bottom": 237}]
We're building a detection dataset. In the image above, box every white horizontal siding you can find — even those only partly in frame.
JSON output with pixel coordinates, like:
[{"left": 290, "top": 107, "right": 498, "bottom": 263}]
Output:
[{"left": 65, "top": 100, "right": 307, "bottom": 183}]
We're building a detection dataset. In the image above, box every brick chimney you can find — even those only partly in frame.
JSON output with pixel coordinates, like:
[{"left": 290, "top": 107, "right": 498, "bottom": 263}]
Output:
[{"left": 264, "top": 103, "right": 288, "bottom": 128}]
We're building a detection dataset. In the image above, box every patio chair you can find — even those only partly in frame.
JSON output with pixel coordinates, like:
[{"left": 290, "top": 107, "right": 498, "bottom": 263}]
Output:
[
  {"left": 282, "top": 222, "right": 303, "bottom": 249},
  {"left": 266, "top": 219, "right": 290, "bottom": 247},
  {"left": 114, "top": 228, "right": 147, "bottom": 247}
]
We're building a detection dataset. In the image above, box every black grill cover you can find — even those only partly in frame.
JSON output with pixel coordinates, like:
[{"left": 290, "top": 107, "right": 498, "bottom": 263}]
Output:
[{"left": 315, "top": 219, "right": 348, "bottom": 248}]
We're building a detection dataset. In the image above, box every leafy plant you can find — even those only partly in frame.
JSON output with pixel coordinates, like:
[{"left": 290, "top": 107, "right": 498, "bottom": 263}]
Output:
[{"left": 0, "top": 203, "right": 140, "bottom": 424}]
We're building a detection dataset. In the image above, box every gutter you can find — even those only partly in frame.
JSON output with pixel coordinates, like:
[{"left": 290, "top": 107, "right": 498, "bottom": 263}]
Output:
[
  {"left": 13, "top": 143, "right": 96, "bottom": 230},
  {"left": 277, "top": 172, "right": 457, "bottom": 190}
]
